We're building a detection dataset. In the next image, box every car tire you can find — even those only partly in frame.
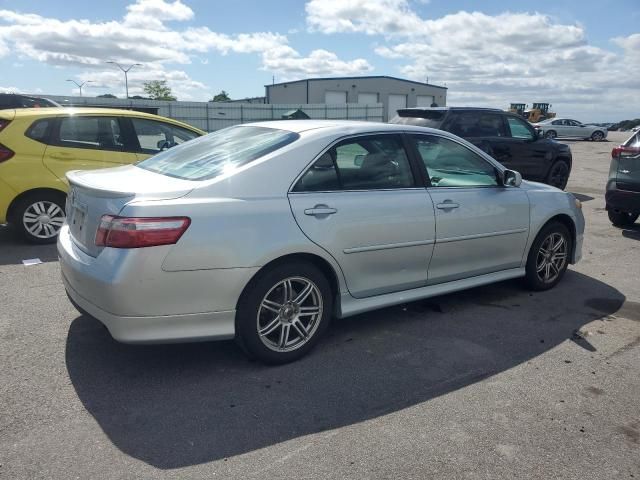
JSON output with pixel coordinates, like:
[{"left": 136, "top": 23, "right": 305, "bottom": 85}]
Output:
[
  {"left": 545, "top": 130, "right": 557, "bottom": 139},
  {"left": 12, "top": 191, "right": 67, "bottom": 244},
  {"left": 235, "top": 261, "right": 333, "bottom": 364},
  {"left": 525, "top": 221, "right": 572, "bottom": 291},
  {"left": 591, "top": 131, "right": 605, "bottom": 142},
  {"left": 546, "top": 160, "right": 570, "bottom": 190},
  {"left": 608, "top": 210, "right": 639, "bottom": 227}
]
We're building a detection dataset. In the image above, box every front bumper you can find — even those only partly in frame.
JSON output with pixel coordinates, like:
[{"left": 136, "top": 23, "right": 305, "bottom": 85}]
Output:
[{"left": 58, "top": 225, "right": 258, "bottom": 344}]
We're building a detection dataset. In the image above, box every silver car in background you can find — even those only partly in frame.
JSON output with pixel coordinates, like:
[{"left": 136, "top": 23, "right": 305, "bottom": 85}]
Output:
[
  {"left": 58, "top": 121, "right": 584, "bottom": 364},
  {"left": 533, "top": 118, "right": 608, "bottom": 141}
]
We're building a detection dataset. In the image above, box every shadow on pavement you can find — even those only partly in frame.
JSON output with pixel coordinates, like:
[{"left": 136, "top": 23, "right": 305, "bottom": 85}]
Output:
[
  {"left": 66, "top": 270, "right": 625, "bottom": 469},
  {"left": 0, "top": 224, "right": 58, "bottom": 266}
]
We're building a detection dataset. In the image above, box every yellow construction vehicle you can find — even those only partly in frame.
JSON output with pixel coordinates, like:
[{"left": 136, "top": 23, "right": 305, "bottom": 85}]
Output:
[
  {"left": 508, "top": 103, "right": 528, "bottom": 117},
  {"left": 524, "top": 103, "right": 556, "bottom": 123}
]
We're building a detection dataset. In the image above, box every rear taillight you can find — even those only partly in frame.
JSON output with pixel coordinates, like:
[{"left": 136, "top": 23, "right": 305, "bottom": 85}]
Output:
[
  {"left": 0, "top": 143, "right": 14, "bottom": 163},
  {"left": 612, "top": 146, "right": 640, "bottom": 158},
  {"left": 95, "top": 215, "right": 191, "bottom": 248},
  {"left": 0, "top": 120, "right": 10, "bottom": 132}
]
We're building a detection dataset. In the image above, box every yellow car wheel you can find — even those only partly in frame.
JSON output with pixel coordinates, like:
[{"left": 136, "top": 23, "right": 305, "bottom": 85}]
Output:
[{"left": 12, "top": 191, "right": 66, "bottom": 244}]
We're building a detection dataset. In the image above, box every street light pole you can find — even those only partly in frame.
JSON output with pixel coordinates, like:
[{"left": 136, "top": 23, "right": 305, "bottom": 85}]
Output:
[
  {"left": 66, "top": 79, "right": 93, "bottom": 97},
  {"left": 106, "top": 62, "right": 142, "bottom": 98}
]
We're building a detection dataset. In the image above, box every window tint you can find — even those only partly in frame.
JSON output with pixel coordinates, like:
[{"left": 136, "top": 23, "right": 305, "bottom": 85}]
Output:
[
  {"left": 294, "top": 135, "right": 415, "bottom": 192},
  {"left": 446, "top": 112, "right": 507, "bottom": 138},
  {"left": 412, "top": 135, "right": 499, "bottom": 187},
  {"left": 26, "top": 119, "right": 51, "bottom": 143},
  {"left": 58, "top": 116, "right": 123, "bottom": 150},
  {"left": 506, "top": 117, "right": 535, "bottom": 140},
  {"left": 131, "top": 118, "right": 199, "bottom": 153},
  {"left": 552, "top": 120, "right": 562, "bottom": 125},
  {"left": 137, "top": 125, "right": 298, "bottom": 181}
]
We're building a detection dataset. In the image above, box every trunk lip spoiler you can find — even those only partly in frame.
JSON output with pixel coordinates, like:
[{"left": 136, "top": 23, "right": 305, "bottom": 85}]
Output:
[{"left": 67, "top": 170, "right": 136, "bottom": 199}]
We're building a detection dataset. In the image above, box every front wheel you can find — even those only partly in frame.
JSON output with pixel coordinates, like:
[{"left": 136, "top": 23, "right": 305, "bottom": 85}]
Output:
[
  {"left": 546, "top": 160, "right": 570, "bottom": 190},
  {"left": 608, "top": 210, "right": 639, "bottom": 227},
  {"left": 591, "top": 131, "right": 604, "bottom": 142},
  {"left": 525, "top": 222, "right": 572, "bottom": 291},
  {"left": 13, "top": 192, "right": 66, "bottom": 244},
  {"left": 235, "top": 261, "right": 333, "bottom": 364}
]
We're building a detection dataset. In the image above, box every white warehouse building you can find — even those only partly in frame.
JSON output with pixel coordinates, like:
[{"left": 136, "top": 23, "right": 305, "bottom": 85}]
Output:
[{"left": 265, "top": 76, "right": 447, "bottom": 121}]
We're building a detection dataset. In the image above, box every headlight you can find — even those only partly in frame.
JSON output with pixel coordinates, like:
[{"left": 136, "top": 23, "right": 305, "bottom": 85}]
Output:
[{"left": 574, "top": 198, "right": 582, "bottom": 209}]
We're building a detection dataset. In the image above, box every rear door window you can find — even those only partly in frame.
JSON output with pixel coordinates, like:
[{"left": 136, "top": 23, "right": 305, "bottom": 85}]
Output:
[
  {"left": 446, "top": 112, "right": 507, "bottom": 138},
  {"left": 130, "top": 118, "right": 199, "bottom": 154},
  {"left": 56, "top": 116, "right": 125, "bottom": 151},
  {"left": 294, "top": 134, "right": 415, "bottom": 191}
]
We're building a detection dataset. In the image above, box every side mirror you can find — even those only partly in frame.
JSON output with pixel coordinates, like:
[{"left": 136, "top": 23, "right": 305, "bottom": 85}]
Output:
[
  {"left": 503, "top": 169, "right": 522, "bottom": 187},
  {"left": 354, "top": 154, "right": 365, "bottom": 167}
]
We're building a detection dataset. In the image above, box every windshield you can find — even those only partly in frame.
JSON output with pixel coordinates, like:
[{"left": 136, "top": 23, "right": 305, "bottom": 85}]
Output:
[
  {"left": 390, "top": 109, "right": 446, "bottom": 129},
  {"left": 137, "top": 125, "right": 299, "bottom": 181}
]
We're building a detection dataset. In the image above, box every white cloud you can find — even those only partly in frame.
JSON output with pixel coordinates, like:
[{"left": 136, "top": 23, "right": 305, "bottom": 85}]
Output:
[
  {"left": 0, "top": 0, "right": 371, "bottom": 99},
  {"left": 306, "top": 0, "right": 640, "bottom": 119}
]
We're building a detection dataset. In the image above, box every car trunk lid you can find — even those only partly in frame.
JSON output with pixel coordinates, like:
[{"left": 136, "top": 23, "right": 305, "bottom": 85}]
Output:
[{"left": 66, "top": 165, "right": 195, "bottom": 257}]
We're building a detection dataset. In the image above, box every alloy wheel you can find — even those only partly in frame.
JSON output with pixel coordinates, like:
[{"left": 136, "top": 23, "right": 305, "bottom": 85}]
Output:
[
  {"left": 545, "top": 131, "right": 557, "bottom": 139},
  {"left": 535, "top": 232, "right": 568, "bottom": 284},
  {"left": 592, "top": 131, "right": 604, "bottom": 141},
  {"left": 22, "top": 200, "right": 66, "bottom": 239},
  {"left": 257, "top": 276, "right": 323, "bottom": 353}
]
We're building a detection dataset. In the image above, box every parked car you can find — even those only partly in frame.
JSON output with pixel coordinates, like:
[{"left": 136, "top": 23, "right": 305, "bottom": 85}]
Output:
[
  {"left": 390, "top": 107, "right": 573, "bottom": 190},
  {"left": 0, "top": 108, "right": 204, "bottom": 243},
  {"left": 532, "top": 118, "right": 608, "bottom": 141},
  {"left": 58, "top": 120, "right": 584, "bottom": 364},
  {"left": 606, "top": 131, "right": 640, "bottom": 226},
  {"left": 0, "top": 93, "right": 61, "bottom": 110}
]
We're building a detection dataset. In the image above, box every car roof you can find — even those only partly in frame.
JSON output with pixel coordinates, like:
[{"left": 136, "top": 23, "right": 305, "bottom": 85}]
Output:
[
  {"left": 4, "top": 107, "right": 204, "bottom": 133},
  {"left": 400, "top": 107, "right": 503, "bottom": 113},
  {"left": 243, "top": 119, "right": 462, "bottom": 137}
]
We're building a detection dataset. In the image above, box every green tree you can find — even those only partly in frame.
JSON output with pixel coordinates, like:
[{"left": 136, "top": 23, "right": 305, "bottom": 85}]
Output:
[
  {"left": 211, "top": 90, "right": 231, "bottom": 102},
  {"left": 97, "top": 93, "right": 117, "bottom": 98},
  {"left": 143, "top": 80, "right": 177, "bottom": 101}
]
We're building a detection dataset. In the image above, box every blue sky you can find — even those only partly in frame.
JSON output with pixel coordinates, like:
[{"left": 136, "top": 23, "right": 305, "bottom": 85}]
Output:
[{"left": 0, "top": 0, "right": 638, "bottom": 121}]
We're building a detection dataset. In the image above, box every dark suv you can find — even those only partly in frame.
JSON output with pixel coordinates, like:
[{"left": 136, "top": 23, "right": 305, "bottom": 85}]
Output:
[
  {"left": 0, "top": 93, "right": 60, "bottom": 110},
  {"left": 606, "top": 131, "right": 640, "bottom": 227},
  {"left": 391, "top": 107, "right": 573, "bottom": 190}
]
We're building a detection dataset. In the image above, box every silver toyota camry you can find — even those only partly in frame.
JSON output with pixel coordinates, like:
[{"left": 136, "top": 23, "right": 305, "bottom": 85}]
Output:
[{"left": 58, "top": 120, "right": 585, "bottom": 363}]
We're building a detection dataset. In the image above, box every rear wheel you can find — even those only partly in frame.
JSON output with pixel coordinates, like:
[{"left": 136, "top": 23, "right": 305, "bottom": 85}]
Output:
[
  {"left": 608, "top": 210, "right": 639, "bottom": 227},
  {"left": 235, "top": 261, "right": 333, "bottom": 364},
  {"left": 546, "top": 160, "right": 570, "bottom": 190},
  {"left": 13, "top": 192, "right": 66, "bottom": 244},
  {"left": 591, "top": 131, "right": 604, "bottom": 142},
  {"left": 525, "top": 222, "right": 572, "bottom": 291},
  {"left": 545, "top": 130, "right": 557, "bottom": 139}
]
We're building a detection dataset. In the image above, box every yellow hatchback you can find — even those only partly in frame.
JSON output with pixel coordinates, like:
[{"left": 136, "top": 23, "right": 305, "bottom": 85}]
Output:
[{"left": 0, "top": 108, "right": 204, "bottom": 243}]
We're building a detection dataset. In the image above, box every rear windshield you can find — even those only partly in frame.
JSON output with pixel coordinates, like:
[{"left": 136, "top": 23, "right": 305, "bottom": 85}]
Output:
[
  {"left": 624, "top": 132, "right": 640, "bottom": 148},
  {"left": 137, "top": 125, "right": 299, "bottom": 181},
  {"left": 390, "top": 109, "right": 446, "bottom": 129}
]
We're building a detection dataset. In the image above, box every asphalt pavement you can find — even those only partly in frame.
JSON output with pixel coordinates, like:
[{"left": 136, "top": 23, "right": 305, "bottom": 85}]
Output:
[{"left": 1, "top": 131, "right": 638, "bottom": 479}]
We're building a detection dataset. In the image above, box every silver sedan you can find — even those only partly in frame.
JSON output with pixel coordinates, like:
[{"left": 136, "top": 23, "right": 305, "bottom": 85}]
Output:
[
  {"left": 58, "top": 121, "right": 584, "bottom": 363},
  {"left": 533, "top": 118, "right": 608, "bottom": 141}
]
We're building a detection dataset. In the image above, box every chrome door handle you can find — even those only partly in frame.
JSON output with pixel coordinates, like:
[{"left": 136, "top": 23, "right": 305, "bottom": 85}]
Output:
[
  {"left": 436, "top": 201, "right": 460, "bottom": 210},
  {"left": 304, "top": 205, "right": 337, "bottom": 216}
]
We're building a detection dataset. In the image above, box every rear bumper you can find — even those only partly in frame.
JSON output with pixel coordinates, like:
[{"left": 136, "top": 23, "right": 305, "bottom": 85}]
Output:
[
  {"left": 58, "top": 225, "right": 258, "bottom": 343},
  {"left": 606, "top": 188, "right": 640, "bottom": 214},
  {"left": 0, "top": 178, "right": 17, "bottom": 224},
  {"left": 63, "top": 272, "right": 236, "bottom": 343}
]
